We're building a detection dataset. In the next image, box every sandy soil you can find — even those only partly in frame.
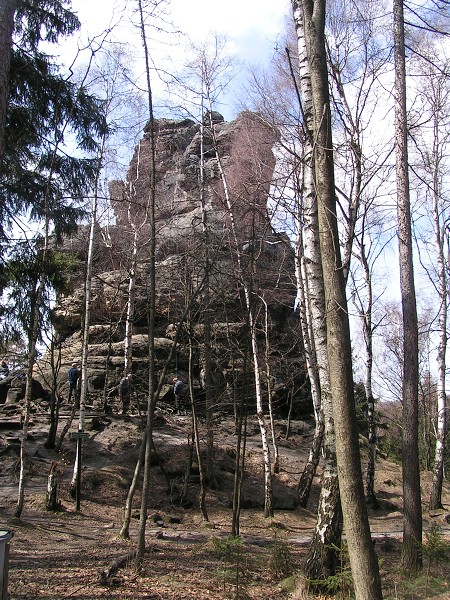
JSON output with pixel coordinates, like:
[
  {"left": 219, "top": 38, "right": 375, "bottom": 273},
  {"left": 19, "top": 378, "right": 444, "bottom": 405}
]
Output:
[{"left": 0, "top": 407, "right": 449, "bottom": 599}]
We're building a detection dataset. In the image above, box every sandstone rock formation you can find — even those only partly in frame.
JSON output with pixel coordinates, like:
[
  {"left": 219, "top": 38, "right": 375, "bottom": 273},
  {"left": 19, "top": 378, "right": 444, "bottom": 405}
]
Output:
[{"left": 37, "top": 111, "right": 310, "bottom": 415}]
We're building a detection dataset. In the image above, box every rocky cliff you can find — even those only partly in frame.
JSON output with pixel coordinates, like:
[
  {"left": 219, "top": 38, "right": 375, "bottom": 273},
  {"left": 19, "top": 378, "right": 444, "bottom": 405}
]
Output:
[{"left": 37, "top": 111, "right": 310, "bottom": 415}]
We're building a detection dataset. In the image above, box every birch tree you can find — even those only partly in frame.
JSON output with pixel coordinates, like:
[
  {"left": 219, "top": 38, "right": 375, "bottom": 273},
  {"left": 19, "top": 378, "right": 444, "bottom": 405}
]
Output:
[
  {"left": 350, "top": 216, "right": 393, "bottom": 509},
  {"left": 292, "top": 1, "right": 342, "bottom": 580},
  {"left": 184, "top": 38, "right": 232, "bottom": 489},
  {"left": 213, "top": 116, "right": 275, "bottom": 518},
  {"left": 172, "top": 37, "right": 280, "bottom": 517},
  {"left": 297, "top": 1, "right": 382, "bottom": 597},
  {"left": 409, "top": 47, "right": 450, "bottom": 511}
]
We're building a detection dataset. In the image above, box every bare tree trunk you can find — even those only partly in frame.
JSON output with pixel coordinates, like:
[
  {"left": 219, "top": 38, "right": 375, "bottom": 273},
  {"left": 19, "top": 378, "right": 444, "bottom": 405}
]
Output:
[
  {"left": 136, "top": 0, "right": 156, "bottom": 568},
  {"left": 70, "top": 133, "right": 105, "bottom": 493},
  {"left": 120, "top": 280, "right": 209, "bottom": 539},
  {"left": 304, "top": 382, "right": 342, "bottom": 583},
  {"left": 428, "top": 82, "right": 448, "bottom": 511},
  {"left": 291, "top": 3, "right": 327, "bottom": 510},
  {"left": 0, "top": 0, "right": 16, "bottom": 161},
  {"left": 14, "top": 330, "right": 39, "bottom": 517},
  {"left": 45, "top": 336, "right": 62, "bottom": 449},
  {"left": 231, "top": 353, "right": 249, "bottom": 537},
  {"left": 210, "top": 114, "right": 273, "bottom": 518},
  {"left": 295, "top": 242, "right": 325, "bottom": 506},
  {"left": 300, "top": 0, "right": 383, "bottom": 597},
  {"left": 15, "top": 208, "right": 51, "bottom": 516},
  {"left": 263, "top": 297, "right": 280, "bottom": 474},
  {"left": 393, "top": 0, "right": 422, "bottom": 571},
  {"left": 102, "top": 294, "right": 122, "bottom": 414},
  {"left": 120, "top": 434, "right": 145, "bottom": 539},
  {"left": 15, "top": 276, "right": 46, "bottom": 516},
  {"left": 356, "top": 251, "right": 379, "bottom": 509},
  {"left": 199, "top": 111, "right": 217, "bottom": 489},
  {"left": 124, "top": 222, "right": 138, "bottom": 375},
  {"left": 292, "top": 2, "right": 342, "bottom": 580},
  {"left": 189, "top": 336, "right": 208, "bottom": 521},
  {"left": 56, "top": 400, "right": 77, "bottom": 452}
]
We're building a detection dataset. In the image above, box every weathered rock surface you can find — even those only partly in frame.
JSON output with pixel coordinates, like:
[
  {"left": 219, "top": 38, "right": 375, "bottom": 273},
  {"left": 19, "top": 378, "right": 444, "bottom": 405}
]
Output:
[{"left": 35, "top": 112, "right": 310, "bottom": 415}]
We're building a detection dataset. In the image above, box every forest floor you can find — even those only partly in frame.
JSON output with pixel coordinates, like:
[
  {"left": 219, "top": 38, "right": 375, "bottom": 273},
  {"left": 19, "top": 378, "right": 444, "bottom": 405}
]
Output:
[{"left": 0, "top": 404, "right": 449, "bottom": 600}]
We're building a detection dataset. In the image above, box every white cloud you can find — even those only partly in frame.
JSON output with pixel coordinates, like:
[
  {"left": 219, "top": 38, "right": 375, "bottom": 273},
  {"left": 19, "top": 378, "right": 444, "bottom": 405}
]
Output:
[
  {"left": 170, "top": 0, "right": 288, "bottom": 40},
  {"left": 63, "top": 0, "right": 290, "bottom": 121},
  {"left": 69, "top": 0, "right": 289, "bottom": 63}
]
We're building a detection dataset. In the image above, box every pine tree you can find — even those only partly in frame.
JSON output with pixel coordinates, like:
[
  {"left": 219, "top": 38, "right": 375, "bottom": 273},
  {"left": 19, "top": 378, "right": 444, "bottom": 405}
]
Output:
[{"left": 0, "top": 0, "right": 107, "bottom": 243}]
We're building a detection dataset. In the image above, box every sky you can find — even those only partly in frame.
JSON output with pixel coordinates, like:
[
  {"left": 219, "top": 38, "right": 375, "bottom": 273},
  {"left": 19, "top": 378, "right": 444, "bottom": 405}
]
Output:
[{"left": 66, "top": 0, "right": 291, "bottom": 121}]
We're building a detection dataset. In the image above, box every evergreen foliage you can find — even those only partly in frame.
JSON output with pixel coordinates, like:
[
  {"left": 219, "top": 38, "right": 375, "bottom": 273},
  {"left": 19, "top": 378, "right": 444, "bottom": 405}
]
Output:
[
  {"left": 0, "top": 0, "right": 108, "bottom": 349},
  {"left": 0, "top": 239, "right": 81, "bottom": 346},
  {"left": 0, "top": 0, "right": 108, "bottom": 243}
]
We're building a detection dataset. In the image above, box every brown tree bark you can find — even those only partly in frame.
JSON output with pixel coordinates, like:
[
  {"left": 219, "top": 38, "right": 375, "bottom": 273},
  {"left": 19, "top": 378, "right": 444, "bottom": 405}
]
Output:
[
  {"left": 393, "top": 0, "right": 422, "bottom": 571},
  {"left": 299, "top": 0, "right": 383, "bottom": 597},
  {"left": 136, "top": 0, "right": 157, "bottom": 569},
  {"left": 0, "top": 0, "right": 16, "bottom": 162}
]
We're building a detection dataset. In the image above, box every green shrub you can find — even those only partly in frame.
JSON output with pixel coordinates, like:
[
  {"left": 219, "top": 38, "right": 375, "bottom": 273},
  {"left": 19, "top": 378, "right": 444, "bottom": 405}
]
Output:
[
  {"left": 268, "top": 535, "right": 295, "bottom": 579},
  {"left": 211, "top": 536, "right": 252, "bottom": 599}
]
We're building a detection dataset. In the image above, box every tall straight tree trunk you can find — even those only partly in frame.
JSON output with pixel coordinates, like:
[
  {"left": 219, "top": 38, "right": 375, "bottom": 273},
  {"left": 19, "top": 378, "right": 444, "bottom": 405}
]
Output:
[
  {"left": 292, "top": 2, "right": 342, "bottom": 581},
  {"left": 120, "top": 279, "right": 208, "bottom": 540},
  {"left": 263, "top": 297, "right": 280, "bottom": 474},
  {"left": 124, "top": 152, "right": 145, "bottom": 377},
  {"left": 393, "top": 0, "right": 422, "bottom": 571},
  {"left": 45, "top": 334, "right": 62, "bottom": 449},
  {"left": 70, "top": 130, "right": 106, "bottom": 492},
  {"left": 136, "top": 0, "right": 157, "bottom": 569},
  {"left": 0, "top": 0, "right": 16, "bottom": 161},
  {"left": 292, "top": 2, "right": 328, "bottom": 511},
  {"left": 14, "top": 279, "right": 44, "bottom": 517},
  {"left": 124, "top": 239, "right": 137, "bottom": 375},
  {"left": 359, "top": 252, "right": 379, "bottom": 509},
  {"left": 188, "top": 330, "right": 208, "bottom": 521},
  {"left": 293, "top": 213, "right": 324, "bottom": 507},
  {"left": 15, "top": 220, "right": 50, "bottom": 517},
  {"left": 429, "top": 109, "right": 447, "bottom": 511},
  {"left": 299, "top": 1, "right": 382, "bottom": 598},
  {"left": 201, "top": 108, "right": 217, "bottom": 489},
  {"left": 214, "top": 139, "right": 273, "bottom": 518},
  {"left": 231, "top": 366, "right": 247, "bottom": 537},
  {"left": 295, "top": 244, "right": 325, "bottom": 507}
]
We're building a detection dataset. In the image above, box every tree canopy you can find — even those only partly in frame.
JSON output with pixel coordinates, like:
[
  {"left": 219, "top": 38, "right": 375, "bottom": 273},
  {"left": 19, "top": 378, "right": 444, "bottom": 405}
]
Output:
[{"left": 0, "top": 0, "right": 108, "bottom": 243}]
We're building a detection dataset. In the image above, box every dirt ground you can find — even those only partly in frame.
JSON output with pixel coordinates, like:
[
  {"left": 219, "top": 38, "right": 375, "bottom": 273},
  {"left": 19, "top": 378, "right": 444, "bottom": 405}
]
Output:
[{"left": 0, "top": 407, "right": 449, "bottom": 599}]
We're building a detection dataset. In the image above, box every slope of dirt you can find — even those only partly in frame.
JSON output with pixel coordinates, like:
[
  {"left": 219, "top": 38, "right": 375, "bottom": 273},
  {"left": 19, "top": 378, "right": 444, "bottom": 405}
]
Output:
[{"left": 0, "top": 408, "right": 449, "bottom": 599}]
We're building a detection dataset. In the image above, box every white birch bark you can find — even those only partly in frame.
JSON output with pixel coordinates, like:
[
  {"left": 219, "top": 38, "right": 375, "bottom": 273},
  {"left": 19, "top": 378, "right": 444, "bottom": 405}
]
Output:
[
  {"left": 429, "top": 107, "right": 448, "bottom": 510},
  {"left": 211, "top": 118, "right": 273, "bottom": 517},
  {"left": 15, "top": 218, "right": 50, "bottom": 517},
  {"left": 201, "top": 98, "right": 217, "bottom": 489},
  {"left": 292, "top": 2, "right": 340, "bottom": 565},
  {"left": 262, "top": 296, "right": 279, "bottom": 474},
  {"left": 297, "top": 1, "right": 382, "bottom": 596},
  {"left": 70, "top": 130, "right": 106, "bottom": 490}
]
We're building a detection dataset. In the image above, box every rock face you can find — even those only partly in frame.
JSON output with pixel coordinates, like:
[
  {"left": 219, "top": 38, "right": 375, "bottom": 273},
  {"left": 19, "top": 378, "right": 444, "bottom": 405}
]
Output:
[{"left": 40, "top": 112, "right": 310, "bottom": 415}]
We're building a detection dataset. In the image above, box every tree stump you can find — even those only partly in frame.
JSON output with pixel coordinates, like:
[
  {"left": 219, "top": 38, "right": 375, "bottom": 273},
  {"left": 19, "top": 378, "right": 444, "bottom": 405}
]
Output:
[{"left": 46, "top": 461, "right": 58, "bottom": 511}]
